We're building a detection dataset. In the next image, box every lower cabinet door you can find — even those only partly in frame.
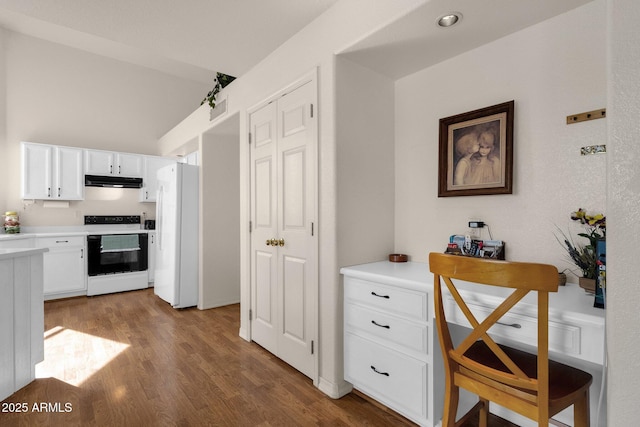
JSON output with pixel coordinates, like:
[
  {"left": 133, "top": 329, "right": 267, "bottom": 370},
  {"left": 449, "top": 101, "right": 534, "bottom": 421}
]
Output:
[
  {"left": 42, "top": 246, "right": 86, "bottom": 295},
  {"left": 344, "top": 332, "right": 428, "bottom": 423}
]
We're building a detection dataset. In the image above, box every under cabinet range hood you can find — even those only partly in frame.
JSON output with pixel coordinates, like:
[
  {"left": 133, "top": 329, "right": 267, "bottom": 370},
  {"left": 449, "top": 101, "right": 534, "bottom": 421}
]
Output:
[{"left": 85, "top": 175, "right": 143, "bottom": 188}]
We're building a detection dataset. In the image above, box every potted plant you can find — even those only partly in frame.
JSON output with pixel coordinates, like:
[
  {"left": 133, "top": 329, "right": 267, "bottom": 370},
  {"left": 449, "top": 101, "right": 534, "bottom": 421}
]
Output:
[
  {"left": 201, "top": 72, "right": 236, "bottom": 109},
  {"left": 556, "top": 208, "right": 606, "bottom": 292}
]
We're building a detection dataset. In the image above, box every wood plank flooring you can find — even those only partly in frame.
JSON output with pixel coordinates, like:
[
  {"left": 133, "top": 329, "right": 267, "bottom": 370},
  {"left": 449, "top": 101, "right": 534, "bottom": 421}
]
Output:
[
  {"left": 2, "top": 288, "right": 520, "bottom": 426},
  {"left": 1, "top": 288, "right": 415, "bottom": 426}
]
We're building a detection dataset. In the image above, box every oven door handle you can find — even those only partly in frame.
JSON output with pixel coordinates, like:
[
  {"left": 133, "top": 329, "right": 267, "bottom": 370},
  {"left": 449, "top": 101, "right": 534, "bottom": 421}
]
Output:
[{"left": 100, "top": 248, "right": 141, "bottom": 253}]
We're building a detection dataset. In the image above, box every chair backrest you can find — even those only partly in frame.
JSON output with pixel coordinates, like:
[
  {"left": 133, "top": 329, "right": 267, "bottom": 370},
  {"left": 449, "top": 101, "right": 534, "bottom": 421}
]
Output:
[{"left": 429, "top": 253, "right": 558, "bottom": 416}]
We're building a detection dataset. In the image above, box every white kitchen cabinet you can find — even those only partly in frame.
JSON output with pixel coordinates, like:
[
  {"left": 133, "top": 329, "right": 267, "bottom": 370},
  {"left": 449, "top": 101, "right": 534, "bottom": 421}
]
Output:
[
  {"left": 21, "top": 142, "right": 84, "bottom": 200},
  {"left": 36, "top": 235, "right": 87, "bottom": 300},
  {"left": 147, "top": 231, "right": 156, "bottom": 284},
  {"left": 117, "top": 153, "right": 144, "bottom": 177},
  {"left": 85, "top": 149, "right": 143, "bottom": 177},
  {"left": 140, "top": 156, "right": 175, "bottom": 202}
]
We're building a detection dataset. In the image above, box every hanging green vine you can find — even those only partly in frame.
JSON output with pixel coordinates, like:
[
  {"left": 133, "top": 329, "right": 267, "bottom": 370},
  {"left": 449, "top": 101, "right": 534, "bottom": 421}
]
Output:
[{"left": 201, "top": 72, "right": 236, "bottom": 109}]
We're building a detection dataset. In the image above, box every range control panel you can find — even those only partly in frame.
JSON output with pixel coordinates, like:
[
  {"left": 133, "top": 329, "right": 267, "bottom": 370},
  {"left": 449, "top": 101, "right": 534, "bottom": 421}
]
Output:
[{"left": 84, "top": 215, "right": 141, "bottom": 225}]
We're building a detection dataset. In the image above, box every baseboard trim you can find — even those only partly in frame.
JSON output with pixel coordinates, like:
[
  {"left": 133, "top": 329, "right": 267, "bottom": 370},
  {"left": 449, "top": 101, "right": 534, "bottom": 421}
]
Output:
[
  {"left": 238, "top": 326, "right": 250, "bottom": 342},
  {"left": 198, "top": 299, "right": 241, "bottom": 310},
  {"left": 317, "top": 377, "right": 352, "bottom": 399}
]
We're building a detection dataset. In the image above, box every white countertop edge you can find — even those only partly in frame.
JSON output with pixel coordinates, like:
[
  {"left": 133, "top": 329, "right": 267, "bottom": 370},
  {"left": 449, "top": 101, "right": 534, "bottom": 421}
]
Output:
[
  {"left": 0, "top": 229, "right": 152, "bottom": 240},
  {"left": 0, "top": 247, "right": 48, "bottom": 260},
  {"left": 341, "top": 261, "right": 432, "bottom": 292}
]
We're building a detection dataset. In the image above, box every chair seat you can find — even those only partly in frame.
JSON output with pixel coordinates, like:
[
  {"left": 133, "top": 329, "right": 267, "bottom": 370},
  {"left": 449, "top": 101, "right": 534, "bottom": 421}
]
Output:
[{"left": 463, "top": 340, "right": 593, "bottom": 402}]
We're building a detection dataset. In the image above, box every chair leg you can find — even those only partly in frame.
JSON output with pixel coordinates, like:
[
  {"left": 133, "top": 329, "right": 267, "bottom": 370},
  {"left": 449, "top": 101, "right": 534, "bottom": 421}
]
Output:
[
  {"left": 479, "top": 399, "right": 489, "bottom": 427},
  {"left": 573, "top": 390, "right": 591, "bottom": 427},
  {"left": 442, "top": 381, "right": 459, "bottom": 427}
]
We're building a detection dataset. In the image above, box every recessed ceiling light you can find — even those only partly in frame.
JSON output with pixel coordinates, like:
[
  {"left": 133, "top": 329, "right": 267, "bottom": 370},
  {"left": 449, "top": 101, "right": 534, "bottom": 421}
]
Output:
[{"left": 437, "top": 12, "right": 462, "bottom": 28}]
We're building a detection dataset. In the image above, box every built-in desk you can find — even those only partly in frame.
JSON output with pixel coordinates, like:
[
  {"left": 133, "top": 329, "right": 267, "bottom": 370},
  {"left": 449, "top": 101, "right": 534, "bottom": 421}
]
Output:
[{"left": 341, "top": 261, "right": 606, "bottom": 427}]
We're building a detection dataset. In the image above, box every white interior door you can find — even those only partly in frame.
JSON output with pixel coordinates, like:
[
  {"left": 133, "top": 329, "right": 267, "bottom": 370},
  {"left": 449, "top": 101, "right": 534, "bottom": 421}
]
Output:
[
  {"left": 250, "top": 101, "right": 279, "bottom": 355},
  {"left": 250, "top": 79, "right": 317, "bottom": 379},
  {"left": 276, "top": 82, "right": 316, "bottom": 378}
]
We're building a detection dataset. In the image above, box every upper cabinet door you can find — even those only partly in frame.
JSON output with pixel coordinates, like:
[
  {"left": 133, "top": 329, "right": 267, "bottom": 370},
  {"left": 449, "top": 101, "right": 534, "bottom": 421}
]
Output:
[
  {"left": 140, "top": 156, "right": 175, "bottom": 202},
  {"left": 56, "top": 147, "right": 84, "bottom": 200},
  {"left": 22, "top": 142, "right": 53, "bottom": 199},
  {"left": 21, "top": 142, "right": 83, "bottom": 200},
  {"left": 85, "top": 149, "right": 115, "bottom": 175},
  {"left": 116, "top": 153, "right": 143, "bottom": 178},
  {"left": 84, "top": 149, "right": 143, "bottom": 177}
]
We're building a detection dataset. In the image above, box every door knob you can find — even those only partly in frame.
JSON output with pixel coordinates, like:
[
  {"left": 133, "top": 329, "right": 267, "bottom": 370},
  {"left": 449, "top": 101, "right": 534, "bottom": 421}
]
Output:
[{"left": 265, "top": 238, "right": 284, "bottom": 246}]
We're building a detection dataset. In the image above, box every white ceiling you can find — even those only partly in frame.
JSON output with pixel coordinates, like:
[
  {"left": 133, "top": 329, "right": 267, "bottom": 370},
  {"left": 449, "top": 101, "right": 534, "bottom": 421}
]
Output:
[
  {"left": 0, "top": 0, "right": 595, "bottom": 85},
  {"left": 0, "top": 0, "right": 339, "bottom": 84},
  {"left": 339, "top": 0, "right": 595, "bottom": 79}
]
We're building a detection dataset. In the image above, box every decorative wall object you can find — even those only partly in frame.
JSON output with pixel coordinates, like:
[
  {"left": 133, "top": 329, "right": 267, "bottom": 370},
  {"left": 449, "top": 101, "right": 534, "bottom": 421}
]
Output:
[
  {"left": 438, "top": 101, "right": 514, "bottom": 197},
  {"left": 201, "top": 72, "right": 236, "bottom": 109}
]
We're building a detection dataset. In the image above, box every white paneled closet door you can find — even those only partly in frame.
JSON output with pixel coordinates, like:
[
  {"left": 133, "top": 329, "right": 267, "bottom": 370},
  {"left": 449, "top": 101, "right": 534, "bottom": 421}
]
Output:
[
  {"left": 250, "top": 79, "right": 317, "bottom": 379},
  {"left": 250, "top": 100, "right": 279, "bottom": 355}
]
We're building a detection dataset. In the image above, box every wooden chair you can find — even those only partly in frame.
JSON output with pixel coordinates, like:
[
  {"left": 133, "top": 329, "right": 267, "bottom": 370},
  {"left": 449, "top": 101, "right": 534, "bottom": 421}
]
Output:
[{"left": 429, "top": 253, "right": 593, "bottom": 427}]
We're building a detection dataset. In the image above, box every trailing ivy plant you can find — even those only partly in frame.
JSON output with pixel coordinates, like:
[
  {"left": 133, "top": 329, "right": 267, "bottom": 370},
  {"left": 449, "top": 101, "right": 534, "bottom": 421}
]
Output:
[{"left": 201, "top": 72, "right": 236, "bottom": 109}]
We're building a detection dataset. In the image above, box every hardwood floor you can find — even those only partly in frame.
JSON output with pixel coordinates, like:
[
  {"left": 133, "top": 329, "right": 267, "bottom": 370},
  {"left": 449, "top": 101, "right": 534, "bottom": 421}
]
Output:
[{"left": 1, "top": 288, "right": 416, "bottom": 426}]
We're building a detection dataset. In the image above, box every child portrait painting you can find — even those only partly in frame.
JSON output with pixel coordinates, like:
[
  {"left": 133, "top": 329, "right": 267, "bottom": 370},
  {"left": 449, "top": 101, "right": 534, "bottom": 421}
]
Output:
[{"left": 438, "top": 101, "right": 514, "bottom": 197}]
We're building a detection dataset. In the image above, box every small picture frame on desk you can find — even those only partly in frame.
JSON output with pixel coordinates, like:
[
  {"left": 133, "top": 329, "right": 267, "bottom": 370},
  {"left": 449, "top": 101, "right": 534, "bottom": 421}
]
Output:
[{"left": 438, "top": 101, "right": 514, "bottom": 197}]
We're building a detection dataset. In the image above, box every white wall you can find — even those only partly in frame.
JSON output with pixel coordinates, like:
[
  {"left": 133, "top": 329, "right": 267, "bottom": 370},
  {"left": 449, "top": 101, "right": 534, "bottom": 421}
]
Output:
[
  {"left": 156, "top": 5, "right": 635, "bottom": 424},
  {"left": 199, "top": 124, "right": 240, "bottom": 309},
  {"left": 607, "top": 0, "right": 640, "bottom": 424},
  {"left": 0, "top": 28, "right": 7, "bottom": 213},
  {"left": 158, "top": 0, "right": 425, "bottom": 398},
  {"left": 394, "top": 1, "right": 607, "bottom": 279},
  {"left": 1, "top": 30, "right": 210, "bottom": 226},
  {"left": 336, "top": 56, "right": 395, "bottom": 267}
]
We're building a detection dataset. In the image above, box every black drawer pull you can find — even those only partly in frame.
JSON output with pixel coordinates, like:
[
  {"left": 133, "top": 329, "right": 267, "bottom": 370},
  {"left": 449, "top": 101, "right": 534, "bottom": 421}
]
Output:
[
  {"left": 371, "top": 292, "right": 390, "bottom": 299},
  {"left": 370, "top": 366, "right": 389, "bottom": 376},
  {"left": 496, "top": 321, "right": 522, "bottom": 329},
  {"left": 55, "top": 240, "right": 69, "bottom": 243},
  {"left": 371, "top": 320, "right": 390, "bottom": 329}
]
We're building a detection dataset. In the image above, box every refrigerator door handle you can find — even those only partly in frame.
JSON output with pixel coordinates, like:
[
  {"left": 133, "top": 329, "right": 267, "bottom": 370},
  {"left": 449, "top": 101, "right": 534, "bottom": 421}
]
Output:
[{"left": 157, "top": 185, "right": 163, "bottom": 251}]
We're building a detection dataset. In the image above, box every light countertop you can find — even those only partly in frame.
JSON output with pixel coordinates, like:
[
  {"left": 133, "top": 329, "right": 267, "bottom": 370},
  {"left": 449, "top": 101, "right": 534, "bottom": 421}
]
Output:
[
  {"left": 0, "top": 228, "right": 153, "bottom": 240},
  {"left": 0, "top": 247, "right": 48, "bottom": 260}
]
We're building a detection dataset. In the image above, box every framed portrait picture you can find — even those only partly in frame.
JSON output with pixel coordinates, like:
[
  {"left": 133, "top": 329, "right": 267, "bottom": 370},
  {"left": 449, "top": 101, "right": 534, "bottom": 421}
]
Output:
[{"left": 438, "top": 101, "right": 514, "bottom": 197}]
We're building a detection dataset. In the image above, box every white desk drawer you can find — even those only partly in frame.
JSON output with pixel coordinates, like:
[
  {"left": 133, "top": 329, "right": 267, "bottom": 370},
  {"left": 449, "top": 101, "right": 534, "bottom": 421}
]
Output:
[
  {"left": 444, "top": 298, "right": 581, "bottom": 357},
  {"left": 344, "top": 277, "right": 428, "bottom": 321},
  {"left": 344, "top": 332, "right": 427, "bottom": 421},
  {"left": 345, "top": 302, "right": 428, "bottom": 355}
]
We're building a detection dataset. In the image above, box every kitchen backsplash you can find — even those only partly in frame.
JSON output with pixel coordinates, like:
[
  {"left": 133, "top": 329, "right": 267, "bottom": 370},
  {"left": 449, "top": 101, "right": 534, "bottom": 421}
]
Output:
[{"left": 13, "top": 187, "right": 155, "bottom": 228}]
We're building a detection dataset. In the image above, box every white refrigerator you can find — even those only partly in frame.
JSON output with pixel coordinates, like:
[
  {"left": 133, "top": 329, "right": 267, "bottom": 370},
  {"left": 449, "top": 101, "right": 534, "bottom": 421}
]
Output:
[{"left": 154, "top": 162, "right": 199, "bottom": 308}]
